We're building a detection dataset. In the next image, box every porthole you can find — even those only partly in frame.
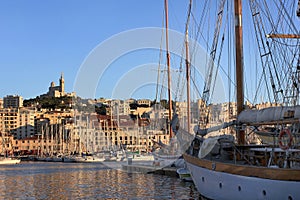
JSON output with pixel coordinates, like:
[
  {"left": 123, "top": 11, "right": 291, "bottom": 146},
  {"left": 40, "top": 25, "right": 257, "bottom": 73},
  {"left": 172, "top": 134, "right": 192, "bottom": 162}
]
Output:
[
  {"left": 238, "top": 186, "right": 241, "bottom": 191},
  {"left": 202, "top": 177, "right": 205, "bottom": 182},
  {"left": 288, "top": 196, "right": 293, "bottom": 200},
  {"left": 262, "top": 190, "right": 266, "bottom": 196},
  {"left": 219, "top": 182, "right": 222, "bottom": 188}
]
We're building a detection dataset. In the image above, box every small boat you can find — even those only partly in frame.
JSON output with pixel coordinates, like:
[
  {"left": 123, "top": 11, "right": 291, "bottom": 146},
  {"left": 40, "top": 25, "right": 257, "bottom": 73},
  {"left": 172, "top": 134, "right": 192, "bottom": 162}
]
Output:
[
  {"left": 176, "top": 167, "right": 192, "bottom": 182},
  {"left": 126, "top": 151, "right": 154, "bottom": 162},
  {"left": 0, "top": 157, "right": 21, "bottom": 165},
  {"left": 65, "top": 153, "right": 105, "bottom": 163},
  {"left": 83, "top": 155, "right": 105, "bottom": 163}
]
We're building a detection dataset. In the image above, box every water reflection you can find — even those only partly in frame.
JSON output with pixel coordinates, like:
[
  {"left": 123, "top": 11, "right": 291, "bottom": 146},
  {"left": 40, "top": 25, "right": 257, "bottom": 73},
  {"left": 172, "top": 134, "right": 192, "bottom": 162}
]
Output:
[{"left": 0, "top": 162, "right": 200, "bottom": 199}]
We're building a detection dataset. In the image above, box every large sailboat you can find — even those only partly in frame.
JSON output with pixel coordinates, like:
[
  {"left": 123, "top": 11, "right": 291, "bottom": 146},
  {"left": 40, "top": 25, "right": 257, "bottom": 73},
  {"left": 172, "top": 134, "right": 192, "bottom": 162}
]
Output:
[{"left": 183, "top": 0, "right": 300, "bottom": 199}]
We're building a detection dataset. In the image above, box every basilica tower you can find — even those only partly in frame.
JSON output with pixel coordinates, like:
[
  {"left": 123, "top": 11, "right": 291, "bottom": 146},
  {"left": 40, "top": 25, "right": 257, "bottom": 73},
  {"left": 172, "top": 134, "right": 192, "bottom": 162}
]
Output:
[{"left": 59, "top": 72, "right": 65, "bottom": 95}]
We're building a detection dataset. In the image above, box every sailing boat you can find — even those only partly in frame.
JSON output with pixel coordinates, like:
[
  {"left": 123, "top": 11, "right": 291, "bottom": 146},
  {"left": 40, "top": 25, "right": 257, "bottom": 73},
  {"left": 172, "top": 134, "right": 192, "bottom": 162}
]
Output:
[
  {"left": 152, "top": 0, "right": 193, "bottom": 168},
  {"left": 183, "top": 0, "right": 300, "bottom": 199}
]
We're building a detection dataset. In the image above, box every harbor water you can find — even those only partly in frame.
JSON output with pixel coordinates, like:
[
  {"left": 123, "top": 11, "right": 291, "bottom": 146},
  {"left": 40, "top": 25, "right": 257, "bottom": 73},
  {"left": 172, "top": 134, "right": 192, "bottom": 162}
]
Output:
[{"left": 0, "top": 162, "right": 200, "bottom": 199}]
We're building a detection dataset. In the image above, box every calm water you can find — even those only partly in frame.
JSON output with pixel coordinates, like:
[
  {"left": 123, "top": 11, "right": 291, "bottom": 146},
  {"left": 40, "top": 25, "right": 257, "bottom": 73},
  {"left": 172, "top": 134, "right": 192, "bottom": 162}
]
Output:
[{"left": 0, "top": 162, "right": 200, "bottom": 199}]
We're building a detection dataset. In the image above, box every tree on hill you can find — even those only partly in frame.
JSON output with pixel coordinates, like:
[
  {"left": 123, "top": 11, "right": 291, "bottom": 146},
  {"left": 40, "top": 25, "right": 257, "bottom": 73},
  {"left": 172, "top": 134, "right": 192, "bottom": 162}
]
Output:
[{"left": 23, "top": 96, "right": 73, "bottom": 110}]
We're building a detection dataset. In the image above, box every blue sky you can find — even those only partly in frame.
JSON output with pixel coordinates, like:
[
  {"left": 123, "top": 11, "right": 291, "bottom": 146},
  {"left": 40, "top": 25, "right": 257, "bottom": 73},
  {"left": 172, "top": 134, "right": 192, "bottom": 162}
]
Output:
[
  {"left": 0, "top": 1, "right": 189, "bottom": 100},
  {"left": 0, "top": 1, "right": 298, "bottom": 103}
]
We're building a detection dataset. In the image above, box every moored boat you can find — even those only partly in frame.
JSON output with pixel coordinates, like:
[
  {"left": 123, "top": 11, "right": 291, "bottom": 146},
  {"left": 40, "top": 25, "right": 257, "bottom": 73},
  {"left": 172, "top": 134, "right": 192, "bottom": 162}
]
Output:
[
  {"left": 0, "top": 157, "right": 21, "bottom": 165},
  {"left": 176, "top": 167, "right": 192, "bottom": 182},
  {"left": 182, "top": 0, "right": 300, "bottom": 199}
]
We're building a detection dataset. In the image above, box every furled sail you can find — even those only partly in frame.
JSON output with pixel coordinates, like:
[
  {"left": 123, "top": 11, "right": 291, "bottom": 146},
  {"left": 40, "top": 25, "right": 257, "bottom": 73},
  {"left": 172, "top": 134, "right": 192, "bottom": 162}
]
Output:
[{"left": 238, "top": 106, "right": 300, "bottom": 124}]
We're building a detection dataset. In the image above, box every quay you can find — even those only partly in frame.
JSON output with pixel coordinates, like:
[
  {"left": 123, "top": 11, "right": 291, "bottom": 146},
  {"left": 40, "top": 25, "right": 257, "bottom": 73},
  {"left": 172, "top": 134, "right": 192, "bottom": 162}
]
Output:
[{"left": 122, "top": 163, "right": 178, "bottom": 177}]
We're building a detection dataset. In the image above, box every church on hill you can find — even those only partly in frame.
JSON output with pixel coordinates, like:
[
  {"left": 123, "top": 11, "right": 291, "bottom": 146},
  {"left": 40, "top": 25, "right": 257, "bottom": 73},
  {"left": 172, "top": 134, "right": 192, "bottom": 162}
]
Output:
[{"left": 41, "top": 73, "right": 75, "bottom": 98}]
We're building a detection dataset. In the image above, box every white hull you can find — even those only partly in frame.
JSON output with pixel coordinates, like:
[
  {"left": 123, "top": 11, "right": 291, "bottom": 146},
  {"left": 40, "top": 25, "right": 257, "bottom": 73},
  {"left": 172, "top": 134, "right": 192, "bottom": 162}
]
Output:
[
  {"left": 66, "top": 156, "right": 105, "bottom": 163},
  {"left": 127, "top": 155, "right": 154, "bottom": 162},
  {"left": 74, "top": 157, "right": 86, "bottom": 162},
  {"left": 83, "top": 156, "right": 105, "bottom": 163},
  {"left": 152, "top": 152, "right": 180, "bottom": 167},
  {"left": 0, "top": 158, "right": 21, "bottom": 165},
  {"left": 186, "top": 161, "right": 300, "bottom": 200}
]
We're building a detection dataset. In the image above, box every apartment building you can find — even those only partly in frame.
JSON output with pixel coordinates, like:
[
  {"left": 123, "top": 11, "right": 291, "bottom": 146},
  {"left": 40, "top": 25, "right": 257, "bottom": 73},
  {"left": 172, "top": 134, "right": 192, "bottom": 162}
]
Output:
[
  {"left": 0, "top": 108, "right": 18, "bottom": 136},
  {"left": 3, "top": 95, "right": 23, "bottom": 108},
  {"left": 16, "top": 107, "right": 36, "bottom": 139}
]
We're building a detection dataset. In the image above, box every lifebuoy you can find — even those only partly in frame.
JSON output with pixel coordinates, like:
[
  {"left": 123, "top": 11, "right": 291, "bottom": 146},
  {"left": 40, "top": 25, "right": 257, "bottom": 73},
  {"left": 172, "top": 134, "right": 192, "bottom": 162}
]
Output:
[{"left": 278, "top": 129, "right": 293, "bottom": 150}]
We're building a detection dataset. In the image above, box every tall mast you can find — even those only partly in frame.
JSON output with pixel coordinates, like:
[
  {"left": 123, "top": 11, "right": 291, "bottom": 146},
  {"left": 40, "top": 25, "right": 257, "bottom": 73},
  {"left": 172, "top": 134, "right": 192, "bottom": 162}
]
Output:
[
  {"left": 165, "top": 0, "right": 173, "bottom": 137},
  {"left": 234, "top": 0, "right": 245, "bottom": 144},
  {"left": 185, "top": 0, "right": 192, "bottom": 133}
]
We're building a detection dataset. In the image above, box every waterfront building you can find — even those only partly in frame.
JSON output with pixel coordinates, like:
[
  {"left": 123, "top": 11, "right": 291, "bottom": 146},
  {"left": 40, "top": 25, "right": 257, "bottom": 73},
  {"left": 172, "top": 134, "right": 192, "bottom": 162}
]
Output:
[
  {"left": 220, "top": 102, "right": 237, "bottom": 122},
  {"left": 0, "top": 98, "right": 3, "bottom": 108},
  {"left": 0, "top": 91, "right": 286, "bottom": 156},
  {"left": 146, "top": 129, "right": 170, "bottom": 150},
  {"left": 110, "top": 99, "right": 131, "bottom": 116},
  {"left": 3, "top": 95, "right": 23, "bottom": 108},
  {"left": 176, "top": 101, "right": 189, "bottom": 131},
  {"left": 14, "top": 136, "right": 39, "bottom": 155},
  {"left": 0, "top": 108, "right": 18, "bottom": 137},
  {"left": 16, "top": 107, "right": 36, "bottom": 139},
  {"left": 137, "top": 99, "right": 152, "bottom": 107}
]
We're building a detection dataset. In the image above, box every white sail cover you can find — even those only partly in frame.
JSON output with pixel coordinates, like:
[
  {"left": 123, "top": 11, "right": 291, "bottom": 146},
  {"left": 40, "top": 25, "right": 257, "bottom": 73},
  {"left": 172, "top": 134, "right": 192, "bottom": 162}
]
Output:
[
  {"left": 238, "top": 105, "right": 300, "bottom": 124},
  {"left": 198, "top": 137, "right": 219, "bottom": 159}
]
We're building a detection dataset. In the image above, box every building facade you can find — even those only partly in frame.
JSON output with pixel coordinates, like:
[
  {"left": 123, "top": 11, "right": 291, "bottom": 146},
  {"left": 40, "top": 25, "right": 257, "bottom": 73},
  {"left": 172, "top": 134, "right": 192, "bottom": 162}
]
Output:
[{"left": 3, "top": 95, "right": 23, "bottom": 108}]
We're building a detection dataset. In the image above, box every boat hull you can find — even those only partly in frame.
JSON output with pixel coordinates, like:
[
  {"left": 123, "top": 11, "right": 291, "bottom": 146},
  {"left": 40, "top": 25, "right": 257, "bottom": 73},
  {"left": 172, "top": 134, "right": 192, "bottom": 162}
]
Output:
[
  {"left": 0, "top": 158, "right": 21, "bottom": 165},
  {"left": 184, "top": 154, "right": 300, "bottom": 200}
]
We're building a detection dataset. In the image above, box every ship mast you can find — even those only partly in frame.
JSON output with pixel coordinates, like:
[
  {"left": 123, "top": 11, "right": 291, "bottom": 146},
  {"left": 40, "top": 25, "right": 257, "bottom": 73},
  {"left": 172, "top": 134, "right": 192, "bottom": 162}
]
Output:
[
  {"left": 164, "top": 0, "right": 173, "bottom": 137},
  {"left": 234, "top": 0, "right": 245, "bottom": 144},
  {"left": 185, "top": 0, "right": 192, "bottom": 133}
]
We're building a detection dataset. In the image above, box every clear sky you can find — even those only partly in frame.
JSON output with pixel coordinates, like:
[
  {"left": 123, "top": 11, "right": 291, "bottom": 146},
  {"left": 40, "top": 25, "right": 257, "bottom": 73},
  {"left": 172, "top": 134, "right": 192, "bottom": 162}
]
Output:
[
  {"left": 0, "top": 1, "right": 298, "bottom": 104},
  {"left": 0, "top": 0, "right": 189, "bottom": 100}
]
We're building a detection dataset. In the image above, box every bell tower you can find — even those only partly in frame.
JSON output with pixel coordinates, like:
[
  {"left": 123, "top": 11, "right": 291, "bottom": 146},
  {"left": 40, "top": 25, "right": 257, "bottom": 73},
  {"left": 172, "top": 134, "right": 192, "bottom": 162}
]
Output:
[{"left": 59, "top": 72, "right": 65, "bottom": 95}]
